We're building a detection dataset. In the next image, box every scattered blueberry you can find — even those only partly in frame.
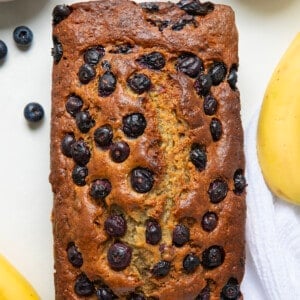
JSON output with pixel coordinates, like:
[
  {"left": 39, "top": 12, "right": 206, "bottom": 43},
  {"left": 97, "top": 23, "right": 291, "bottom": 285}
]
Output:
[
  {"left": 52, "top": 36, "right": 63, "bottom": 64},
  {"left": 221, "top": 278, "right": 240, "bottom": 300},
  {"left": 137, "top": 52, "right": 166, "bottom": 70},
  {"left": 90, "top": 179, "right": 112, "bottom": 201},
  {"left": 190, "top": 144, "right": 207, "bottom": 171},
  {"left": 151, "top": 260, "right": 171, "bottom": 278},
  {"left": 228, "top": 66, "right": 238, "bottom": 90},
  {"left": 194, "top": 73, "right": 212, "bottom": 96},
  {"left": 13, "top": 26, "right": 33, "bottom": 46},
  {"left": 145, "top": 219, "right": 162, "bottom": 245},
  {"left": 110, "top": 141, "right": 130, "bottom": 163},
  {"left": 130, "top": 167, "right": 154, "bottom": 193},
  {"left": 127, "top": 293, "right": 145, "bottom": 300},
  {"left": 66, "top": 94, "right": 83, "bottom": 117},
  {"left": 202, "top": 245, "right": 225, "bottom": 269},
  {"left": 104, "top": 215, "right": 127, "bottom": 238},
  {"left": 78, "top": 63, "right": 96, "bottom": 84},
  {"left": 196, "top": 285, "right": 210, "bottom": 300},
  {"left": 23, "top": 102, "right": 44, "bottom": 122},
  {"left": 210, "top": 118, "right": 222, "bottom": 141},
  {"left": 233, "top": 169, "right": 247, "bottom": 194},
  {"left": 75, "top": 111, "right": 95, "bottom": 133},
  {"left": 70, "top": 139, "right": 90, "bottom": 166},
  {"left": 172, "top": 224, "right": 190, "bottom": 247},
  {"left": 201, "top": 212, "right": 218, "bottom": 232},
  {"left": 127, "top": 73, "right": 151, "bottom": 94},
  {"left": 140, "top": 2, "right": 159, "bottom": 12},
  {"left": 67, "top": 242, "right": 83, "bottom": 268},
  {"left": 107, "top": 243, "right": 132, "bottom": 271},
  {"left": 52, "top": 4, "right": 72, "bottom": 25},
  {"left": 171, "top": 18, "right": 193, "bottom": 31},
  {"left": 72, "top": 165, "right": 88, "bottom": 186},
  {"left": 208, "top": 179, "right": 228, "bottom": 203},
  {"left": 84, "top": 46, "right": 105, "bottom": 65},
  {"left": 109, "top": 44, "right": 133, "bottom": 54},
  {"left": 99, "top": 71, "right": 117, "bottom": 97},
  {"left": 94, "top": 124, "right": 113, "bottom": 148},
  {"left": 74, "top": 273, "right": 94, "bottom": 296},
  {"left": 122, "top": 113, "right": 147, "bottom": 138},
  {"left": 203, "top": 95, "right": 218, "bottom": 115},
  {"left": 209, "top": 62, "right": 227, "bottom": 86},
  {"left": 61, "top": 133, "right": 76, "bottom": 157},
  {"left": 96, "top": 286, "right": 118, "bottom": 300},
  {"left": 0, "top": 40, "right": 8, "bottom": 60},
  {"left": 177, "top": 0, "right": 215, "bottom": 16},
  {"left": 183, "top": 253, "right": 200, "bottom": 273},
  {"left": 177, "top": 53, "right": 203, "bottom": 78}
]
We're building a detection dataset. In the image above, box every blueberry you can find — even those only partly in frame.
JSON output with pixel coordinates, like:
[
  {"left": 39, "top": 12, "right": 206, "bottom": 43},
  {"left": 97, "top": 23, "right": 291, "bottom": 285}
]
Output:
[
  {"left": 127, "top": 73, "right": 151, "bottom": 94},
  {"left": 171, "top": 19, "right": 191, "bottom": 31},
  {"left": 61, "top": 133, "right": 76, "bottom": 157},
  {"left": 72, "top": 165, "right": 88, "bottom": 186},
  {"left": 203, "top": 95, "right": 218, "bottom": 115},
  {"left": 190, "top": 144, "right": 207, "bottom": 171},
  {"left": 52, "top": 4, "right": 72, "bottom": 25},
  {"left": 172, "top": 224, "right": 190, "bottom": 247},
  {"left": 109, "top": 44, "right": 133, "bottom": 54},
  {"left": 177, "top": 53, "right": 203, "bottom": 78},
  {"left": 122, "top": 113, "right": 147, "bottom": 138},
  {"left": 90, "top": 179, "right": 112, "bottom": 201},
  {"left": 107, "top": 243, "right": 132, "bottom": 271},
  {"left": 137, "top": 52, "right": 166, "bottom": 70},
  {"left": 201, "top": 212, "right": 218, "bottom": 232},
  {"left": 110, "top": 141, "right": 130, "bottom": 163},
  {"left": 183, "top": 253, "right": 200, "bottom": 273},
  {"left": 84, "top": 46, "right": 105, "bottom": 65},
  {"left": 0, "top": 40, "right": 8, "bottom": 60},
  {"left": 52, "top": 36, "right": 63, "bottom": 64},
  {"left": 233, "top": 169, "right": 247, "bottom": 194},
  {"left": 23, "top": 102, "right": 44, "bottom": 122},
  {"left": 194, "top": 73, "right": 212, "bottom": 96},
  {"left": 151, "top": 260, "right": 171, "bottom": 278},
  {"left": 96, "top": 286, "right": 118, "bottom": 300},
  {"left": 210, "top": 118, "right": 222, "bottom": 141},
  {"left": 177, "top": 0, "right": 214, "bottom": 16},
  {"left": 221, "top": 278, "right": 240, "bottom": 300},
  {"left": 74, "top": 273, "right": 94, "bottom": 296},
  {"left": 202, "top": 245, "right": 225, "bottom": 269},
  {"left": 78, "top": 63, "right": 96, "bottom": 84},
  {"left": 130, "top": 167, "right": 154, "bottom": 193},
  {"left": 71, "top": 139, "right": 90, "bottom": 166},
  {"left": 98, "top": 71, "right": 117, "bottom": 97},
  {"left": 104, "top": 215, "right": 127, "bottom": 237},
  {"left": 209, "top": 62, "right": 227, "bottom": 86},
  {"left": 228, "top": 66, "right": 238, "bottom": 90},
  {"left": 67, "top": 242, "right": 83, "bottom": 268},
  {"left": 127, "top": 293, "right": 145, "bottom": 300},
  {"left": 208, "top": 179, "right": 228, "bottom": 203},
  {"left": 94, "top": 125, "right": 113, "bottom": 148},
  {"left": 145, "top": 219, "right": 162, "bottom": 245},
  {"left": 75, "top": 111, "right": 95, "bottom": 133},
  {"left": 13, "top": 26, "right": 33, "bottom": 46},
  {"left": 140, "top": 2, "right": 159, "bottom": 12},
  {"left": 196, "top": 285, "right": 210, "bottom": 300},
  {"left": 66, "top": 94, "right": 83, "bottom": 117}
]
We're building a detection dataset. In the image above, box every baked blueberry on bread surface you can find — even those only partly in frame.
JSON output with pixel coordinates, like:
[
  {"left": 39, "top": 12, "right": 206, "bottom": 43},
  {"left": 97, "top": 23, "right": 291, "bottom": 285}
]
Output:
[{"left": 50, "top": 0, "right": 246, "bottom": 299}]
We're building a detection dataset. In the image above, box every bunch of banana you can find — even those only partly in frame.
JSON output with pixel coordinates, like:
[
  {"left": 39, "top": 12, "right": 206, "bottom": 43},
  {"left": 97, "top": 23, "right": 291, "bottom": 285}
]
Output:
[
  {"left": 0, "top": 254, "right": 39, "bottom": 299},
  {"left": 257, "top": 33, "right": 300, "bottom": 205}
]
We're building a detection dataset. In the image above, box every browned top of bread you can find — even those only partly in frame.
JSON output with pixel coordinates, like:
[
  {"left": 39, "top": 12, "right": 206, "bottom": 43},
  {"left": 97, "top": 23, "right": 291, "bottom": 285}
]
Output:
[{"left": 50, "top": 1, "right": 246, "bottom": 299}]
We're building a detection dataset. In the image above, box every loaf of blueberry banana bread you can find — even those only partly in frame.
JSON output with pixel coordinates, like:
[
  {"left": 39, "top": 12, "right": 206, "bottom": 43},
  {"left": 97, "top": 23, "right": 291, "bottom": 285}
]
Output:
[{"left": 50, "top": 0, "right": 246, "bottom": 299}]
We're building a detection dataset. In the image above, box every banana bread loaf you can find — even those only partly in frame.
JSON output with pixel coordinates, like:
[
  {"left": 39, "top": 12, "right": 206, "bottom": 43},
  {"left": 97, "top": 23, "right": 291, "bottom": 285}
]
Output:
[{"left": 50, "top": 0, "right": 246, "bottom": 299}]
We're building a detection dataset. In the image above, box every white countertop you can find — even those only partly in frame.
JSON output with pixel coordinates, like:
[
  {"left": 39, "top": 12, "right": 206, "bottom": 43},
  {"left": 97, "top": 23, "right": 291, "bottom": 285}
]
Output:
[{"left": 0, "top": 0, "right": 299, "bottom": 299}]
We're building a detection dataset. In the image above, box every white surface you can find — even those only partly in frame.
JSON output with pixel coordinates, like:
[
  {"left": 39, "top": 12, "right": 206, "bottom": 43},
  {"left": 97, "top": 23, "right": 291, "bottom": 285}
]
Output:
[{"left": 0, "top": 0, "right": 299, "bottom": 299}]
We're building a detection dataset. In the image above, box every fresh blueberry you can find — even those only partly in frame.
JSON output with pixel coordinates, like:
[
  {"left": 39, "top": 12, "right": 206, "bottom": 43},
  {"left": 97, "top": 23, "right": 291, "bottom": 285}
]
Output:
[
  {"left": 52, "top": 36, "right": 63, "bottom": 64},
  {"left": 137, "top": 52, "right": 166, "bottom": 70},
  {"left": 72, "top": 165, "right": 88, "bottom": 186},
  {"left": 190, "top": 143, "right": 207, "bottom": 171},
  {"left": 78, "top": 63, "right": 96, "bottom": 84},
  {"left": 233, "top": 169, "right": 247, "bottom": 194},
  {"left": 84, "top": 46, "right": 105, "bottom": 65},
  {"left": 140, "top": 2, "right": 159, "bottom": 12},
  {"left": 24, "top": 102, "right": 44, "bottom": 122},
  {"left": 130, "top": 167, "right": 154, "bottom": 193},
  {"left": 96, "top": 286, "right": 118, "bottom": 300},
  {"left": 183, "top": 253, "right": 200, "bottom": 273},
  {"left": 210, "top": 118, "right": 222, "bottom": 141},
  {"left": 109, "top": 44, "right": 133, "bottom": 54},
  {"left": 228, "top": 66, "right": 238, "bottom": 90},
  {"left": 75, "top": 111, "right": 95, "bottom": 133},
  {"left": 194, "top": 73, "right": 212, "bottom": 96},
  {"left": 177, "top": 0, "right": 214, "bottom": 16},
  {"left": 66, "top": 94, "right": 83, "bottom": 117},
  {"left": 172, "top": 224, "right": 190, "bottom": 247},
  {"left": 61, "top": 133, "right": 76, "bottom": 157},
  {"left": 203, "top": 95, "right": 218, "bottom": 115},
  {"left": 209, "top": 62, "right": 227, "bottom": 86},
  {"left": 202, "top": 245, "right": 225, "bottom": 269},
  {"left": 127, "top": 73, "right": 151, "bottom": 94},
  {"left": 201, "top": 212, "right": 218, "bottom": 232},
  {"left": 110, "top": 141, "right": 130, "bottom": 163},
  {"left": 127, "top": 293, "right": 145, "bottom": 300},
  {"left": 98, "top": 71, "right": 117, "bottom": 97},
  {"left": 70, "top": 139, "right": 90, "bottom": 166},
  {"left": 151, "top": 260, "right": 171, "bottom": 278},
  {"left": 221, "top": 278, "right": 240, "bottom": 300},
  {"left": 67, "top": 242, "right": 83, "bottom": 268},
  {"left": 122, "top": 113, "right": 147, "bottom": 138},
  {"left": 90, "top": 179, "right": 112, "bottom": 201},
  {"left": 94, "top": 125, "right": 113, "bottom": 148},
  {"left": 0, "top": 40, "right": 8, "bottom": 60},
  {"left": 208, "top": 179, "right": 228, "bottom": 203},
  {"left": 74, "top": 273, "right": 94, "bottom": 296},
  {"left": 52, "top": 4, "right": 72, "bottom": 25},
  {"left": 145, "top": 219, "right": 162, "bottom": 245},
  {"left": 13, "top": 26, "right": 33, "bottom": 46},
  {"left": 177, "top": 53, "right": 203, "bottom": 78},
  {"left": 196, "top": 285, "right": 210, "bottom": 300},
  {"left": 107, "top": 243, "right": 132, "bottom": 271},
  {"left": 104, "top": 215, "right": 127, "bottom": 238}
]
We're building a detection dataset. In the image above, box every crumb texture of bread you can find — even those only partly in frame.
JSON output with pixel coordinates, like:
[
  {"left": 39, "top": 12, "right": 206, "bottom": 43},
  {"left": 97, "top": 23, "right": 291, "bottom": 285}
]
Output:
[{"left": 50, "top": 1, "right": 246, "bottom": 299}]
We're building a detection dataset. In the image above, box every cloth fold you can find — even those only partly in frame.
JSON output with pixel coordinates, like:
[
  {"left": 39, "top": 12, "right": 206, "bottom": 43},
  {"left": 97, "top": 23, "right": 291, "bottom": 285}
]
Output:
[{"left": 245, "top": 111, "right": 300, "bottom": 300}]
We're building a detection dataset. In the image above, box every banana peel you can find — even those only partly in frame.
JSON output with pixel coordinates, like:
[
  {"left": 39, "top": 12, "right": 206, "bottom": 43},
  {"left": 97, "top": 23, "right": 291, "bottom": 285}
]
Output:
[
  {"left": 0, "top": 254, "right": 40, "bottom": 299},
  {"left": 257, "top": 33, "right": 300, "bottom": 205}
]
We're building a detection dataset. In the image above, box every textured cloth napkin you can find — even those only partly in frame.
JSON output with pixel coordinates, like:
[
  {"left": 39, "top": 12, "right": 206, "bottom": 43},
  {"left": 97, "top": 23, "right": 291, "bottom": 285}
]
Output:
[{"left": 244, "top": 111, "right": 300, "bottom": 300}]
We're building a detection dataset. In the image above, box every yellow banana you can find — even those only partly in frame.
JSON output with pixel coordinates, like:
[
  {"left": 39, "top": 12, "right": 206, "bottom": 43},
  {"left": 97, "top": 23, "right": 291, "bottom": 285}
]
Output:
[
  {"left": 0, "top": 254, "right": 40, "bottom": 299},
  {"left": 257, "top": 33, "right": 300, "bottom": 205}
]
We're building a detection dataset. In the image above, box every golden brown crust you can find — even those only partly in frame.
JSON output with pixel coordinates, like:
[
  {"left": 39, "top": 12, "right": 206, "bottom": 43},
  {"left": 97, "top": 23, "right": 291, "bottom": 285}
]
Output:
[{"left": 50, "top": 1, "right": 246, "bottom": 299}]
